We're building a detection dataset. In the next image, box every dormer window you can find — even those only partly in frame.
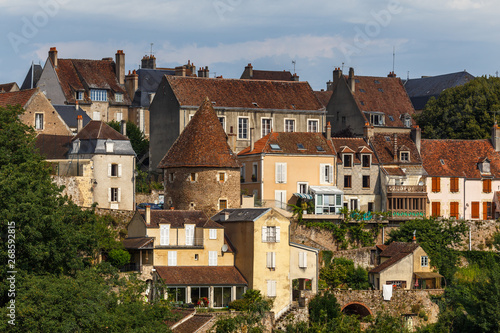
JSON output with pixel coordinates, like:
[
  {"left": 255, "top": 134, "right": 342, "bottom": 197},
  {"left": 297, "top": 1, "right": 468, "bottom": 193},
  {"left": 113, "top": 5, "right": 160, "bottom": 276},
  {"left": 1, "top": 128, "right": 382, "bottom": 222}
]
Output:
[
  {"left": 400, "top": 151, "right": 410, "bottom": 162},
  {"left": 72, "top": 139, "right": 80, "bottom": 153},
  {"left": 367, "top": 112, "right": 384, "bottom": 126},
  {"left": 362, "top": 154, "right": 371, "bottom": 168},
  {"left": 105, "top": 139, "right": 114, "bottom": 153},
  {"left": 90, "top": 89, "right": 108, "bottom": 102},
  {"left": 401, "top": 113, "right": 412, "bottom": 128},
  {"left": 115, "top": 93, "right": 123, "bottom": 102},
  {"left": 479, "top": 158, "right": 491, "bottom": 174},
  {"left": 343, "top": 154, "right": 353, "bottom": 167},
  {"left": 75, "top": 91, "right": 84, "bottom": 100}
]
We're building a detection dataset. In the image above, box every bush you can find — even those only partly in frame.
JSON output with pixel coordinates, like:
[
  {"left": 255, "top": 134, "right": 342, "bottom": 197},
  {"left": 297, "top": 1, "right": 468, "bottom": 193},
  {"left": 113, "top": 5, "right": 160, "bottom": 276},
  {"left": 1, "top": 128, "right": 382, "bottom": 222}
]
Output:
[
  {"left": 228, "top": 298, "right": 248, "bottom": 311},
  {"left": 308, "top": 292, "right": 341, "bottom": 324},
  {"left": 107, "top": 249, "right": 131, "bottom": 268}
]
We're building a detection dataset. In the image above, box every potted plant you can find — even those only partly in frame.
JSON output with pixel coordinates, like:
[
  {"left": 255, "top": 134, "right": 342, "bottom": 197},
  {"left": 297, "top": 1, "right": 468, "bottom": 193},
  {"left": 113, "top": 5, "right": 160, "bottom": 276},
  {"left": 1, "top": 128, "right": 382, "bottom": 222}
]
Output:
[{"left": 197, "top": 297, "right": 209, "bottom": 307}]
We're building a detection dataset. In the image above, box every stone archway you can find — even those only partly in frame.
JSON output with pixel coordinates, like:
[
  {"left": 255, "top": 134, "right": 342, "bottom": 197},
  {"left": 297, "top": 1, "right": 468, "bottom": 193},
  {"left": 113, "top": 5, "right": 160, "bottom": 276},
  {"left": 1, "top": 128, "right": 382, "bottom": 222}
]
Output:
[{"left": 341, "top": 302, "right": 373, "bottom": 318}]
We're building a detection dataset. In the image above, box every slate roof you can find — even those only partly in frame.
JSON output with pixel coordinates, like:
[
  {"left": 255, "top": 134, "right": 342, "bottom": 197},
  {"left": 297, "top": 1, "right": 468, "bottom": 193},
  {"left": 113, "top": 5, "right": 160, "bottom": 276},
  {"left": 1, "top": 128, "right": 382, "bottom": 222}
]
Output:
[
  {"left": 0, "top": 82, "right": 19, "bottom": 93},
  {"left": 404, "top": 71, "right": 475, "bottom": 110},
  {"left": 72, "top": 121, "right": 128, "bottom": 141},
  {"left": 211, "top": 208, "right": 271, "bottom": 223},
  {"left": 172, "top": 314, "right": 213, "bottom": 333},
  {"left": 21, "top": 64, "right": 42, "bottom": 90},
  {"left": 53, "top": 58, "right": 130, "bottom": 105},
  {"left": 238, "top": 132, "right": 335, "bottom": 156},
  {"left": 122, "top": 237, "right": 154, "bottom": 249},
  {"left": 166, "top": 76, "right": 324, "bottom": 111},
  {"left": 330, "top": 137, "right": 378, "bottom": 165},
  {"left": 155, "top": 266, "right": 248, "bottom": 285},
  {"left": 352, "top": 76, "right": 415, "bottom": 127},
  {"left": 132, "top": 68, "right": 175, "bottom": 107},
  {"left": 369, "top": 242, "right": 420, "bottom": 273},
  {"left": 371, "top": 133, "right": 422, "bottom": 165},
  {"left": 421, "top": 138, "right": 500, "bottom": 178},
  {"left": 314, "top": 90, "right": 333, "bottom": 108},
  {"left": 158, "top": 98, "right": 240, "bottom": 169},
  {"left": 0, "top": 88, "right": 36, "bottom": 108},
  {"left": 138, "top": 210, "right": 223, "bottom": 229},
  {"left": 35, "top": 134, "right": 73, "bottom": 159},
  {"left": 53, "top": 105, "right": 91, "bottom": 128}
]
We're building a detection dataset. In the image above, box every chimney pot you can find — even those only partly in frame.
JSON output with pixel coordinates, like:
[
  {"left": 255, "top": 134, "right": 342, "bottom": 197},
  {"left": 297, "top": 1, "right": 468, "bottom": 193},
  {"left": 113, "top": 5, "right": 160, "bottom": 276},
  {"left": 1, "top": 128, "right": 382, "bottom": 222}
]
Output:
[
  {"left": 120, "top": 120, "right": 127, "bottom": 136},
  {"left": 326, "top": 122, "right": 332, "bottom": 140},
  {"left": 115, "top": 50, "right": 125, "bottom": 85},
  {"left": 145, "top": 205, "right": 151, "bottom": 225},
  {"left": 77, "top": 115, "right": 83, "bottom": 133},
  {"left": 49, "top": 47, "right": 58, "bottom": 68}
]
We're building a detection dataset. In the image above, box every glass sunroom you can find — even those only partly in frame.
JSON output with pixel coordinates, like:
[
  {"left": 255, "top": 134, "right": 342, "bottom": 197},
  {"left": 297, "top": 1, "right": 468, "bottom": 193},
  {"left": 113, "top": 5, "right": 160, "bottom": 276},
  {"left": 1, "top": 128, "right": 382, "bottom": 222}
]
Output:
[{"left": 310, "top": 186, "right": 344, "bottom": 215}]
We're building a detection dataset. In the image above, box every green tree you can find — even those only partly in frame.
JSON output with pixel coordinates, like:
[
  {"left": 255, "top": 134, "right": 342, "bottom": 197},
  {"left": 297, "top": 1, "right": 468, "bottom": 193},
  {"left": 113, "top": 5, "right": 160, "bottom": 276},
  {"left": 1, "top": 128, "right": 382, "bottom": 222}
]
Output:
[
  {"left": 108, "top": 120, "right": 149, "bottom": 157},
  {"left": 320, "top": 257, "right": 370, "bottom": 290},
  {"left": 308, "top": 291, "right": 341, "bottom": 325},
  {"left": 415, "top": 76, "right": 500, "bottom": 139}
]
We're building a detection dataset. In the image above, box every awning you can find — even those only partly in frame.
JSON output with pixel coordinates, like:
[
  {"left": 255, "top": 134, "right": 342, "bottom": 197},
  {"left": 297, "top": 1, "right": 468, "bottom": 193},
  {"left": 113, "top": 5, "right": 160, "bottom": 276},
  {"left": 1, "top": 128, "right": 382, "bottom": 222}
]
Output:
[
  {"left": 293, "top": 193, "right": 313, "bottom": 200},
  {"left": 414, "top": 272, "right": 443, "bottom": 279},
  {"left": 309, "top": 186, "right": 343, "bottom": 195},
  {"left": 123, "top": 237, "right": 154, "bottom": 249}
]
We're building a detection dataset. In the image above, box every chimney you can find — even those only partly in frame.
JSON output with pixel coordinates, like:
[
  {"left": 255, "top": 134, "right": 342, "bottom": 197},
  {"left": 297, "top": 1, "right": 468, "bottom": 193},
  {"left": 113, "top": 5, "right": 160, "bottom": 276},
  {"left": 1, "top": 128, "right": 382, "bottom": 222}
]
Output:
[
  {"left": 387, "top": 71, "right": 397, "bottom": 78},
  {"left": 250, "top": 127, "right": 255, "bottom": 152},
  {"left": 198, "top": 67, "right": 204, "bottom": 78},
  {"left": 411, "top": 125, "right": 422, "bottom": 153},
  {"left": 204, "top": 66, "right": 209, "bottom": 78},
  {"left": 243, "top": 63, "right": 253, "bottom": 79},
  {"left": 49, "top": 47, "right": 58, "bottom": 68},
  {"left": 393, "top": 133, "right": 398, "bottom": 162},
  {"left": 332, "top": 68, "right": 342, "bottom": 90},
  {"left": 348, "top": 67, "right": 355, "bottom": 92},
  {"left": 120, "top": 120, "right": 127, "bottom": 136},
  {"left": 77, "top": 115, "right": 83, "bottom": 133},
  {"left": 363, "top": 122, "right": 374, "bottom": 142},
  {"left": 227, "top": 126, "right": 236, "bottom": 151},
  {"left": 115, "top": 50, "right": 125, "bottom": 85},
  {"left": 75, "top": 100, "right": 79, "bottom": 110},
  {"left": 292, "top": 73, "right": 299, "bottom": 81},
  {"left": 492, "top": 123, "right": 500, "bottom": 152},
  {"left": 145, "top": 205, "right": 151, "bottom": 225},
  {"left": 326, "top": 122, "right": 332, "bottom": 140},
  {"left": 125, "top": 70, "right": 139, "bottom": 102}
]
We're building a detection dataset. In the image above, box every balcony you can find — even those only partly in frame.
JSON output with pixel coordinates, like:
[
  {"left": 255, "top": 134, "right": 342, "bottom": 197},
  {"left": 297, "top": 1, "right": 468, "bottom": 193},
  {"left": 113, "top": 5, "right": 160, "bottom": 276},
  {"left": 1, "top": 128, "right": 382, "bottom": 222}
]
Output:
[
  {"left": 156, "top": 237, "right": 204, "bottom": 249},
  {"left": 387, "top": 185, "right": 427, "bottom": 193}
]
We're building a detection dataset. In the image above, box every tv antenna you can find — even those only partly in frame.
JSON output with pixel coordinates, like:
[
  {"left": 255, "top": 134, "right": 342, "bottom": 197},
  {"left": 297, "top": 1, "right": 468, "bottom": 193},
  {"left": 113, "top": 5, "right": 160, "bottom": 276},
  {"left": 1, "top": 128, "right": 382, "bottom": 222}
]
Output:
[
  {"left": 392, "top": 46, "right": 395, "bottom": 74},
  {"left": 489, "top": 110, "right": 500, "bottom": 124},
  {"left": 292, "top": 60, "right": 296, "bottom": 74},
  {"left": 150, "top": 43, "right": 154, "bottom": 56}
]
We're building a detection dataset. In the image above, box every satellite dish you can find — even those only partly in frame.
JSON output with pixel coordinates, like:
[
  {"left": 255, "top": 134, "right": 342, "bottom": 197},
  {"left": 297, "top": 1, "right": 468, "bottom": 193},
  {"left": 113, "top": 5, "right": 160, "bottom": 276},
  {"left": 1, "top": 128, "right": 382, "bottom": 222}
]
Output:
[{"left": 222, "top": 244, "right": 228, "bottom": 252}]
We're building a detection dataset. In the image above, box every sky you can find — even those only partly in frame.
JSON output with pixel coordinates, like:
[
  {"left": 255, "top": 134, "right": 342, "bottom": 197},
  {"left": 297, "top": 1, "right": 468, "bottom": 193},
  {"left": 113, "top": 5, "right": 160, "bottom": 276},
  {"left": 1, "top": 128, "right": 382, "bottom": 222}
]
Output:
[{"left": 1, "top": 0, "right": 499, "bottom": 91}]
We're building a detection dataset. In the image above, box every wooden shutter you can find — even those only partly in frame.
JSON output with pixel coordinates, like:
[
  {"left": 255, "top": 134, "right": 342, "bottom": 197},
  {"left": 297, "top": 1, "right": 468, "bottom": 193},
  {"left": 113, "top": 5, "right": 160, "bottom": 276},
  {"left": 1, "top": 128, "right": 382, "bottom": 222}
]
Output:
[
  {"left": 432, "top": 177, "right": 440, "bottom": 192},
  {"left": 450, "top": 202, "right": 459, "bottom": 219},
  {"left": 471, "top": 202, "right": 480, "bottom": 219},
  {"left": 185, "top": 225, "right": 194, "bottom": 246},
  {"left": 483, "top": 202, "right": 488, "bottom": 220},
  {"left": 320, "top": 164, "right": 325, "bottom": 184},
  {"left": 450, "top": 178, "right": 459, "bottom": 192},
  {"left": 117, "top": 188, "right": 121, "bottom": 202},
  {"left": 483, "top": 179, "right": 492, "bottom": 193},
  {"left": 108, "top": 188, "right": 111, "bottom": 202},
  {"left": 281, "top": 163, "right": 287, "bottom": 184},
  {"left": 266, "top": 252, "right": 276, "bottom": 268},
  {"left": 328, "top": 165, "right": 333, "bottom": 183},
  {"left": 432, "top": 202, "right": 440, "bottom": 217},
  {"left": 168, "top": 251, "right": 177, "bottom": 266},
  {"left": 209, "top": 229, "right": 217, "bottom": 239},
  {"left": 275, "top": 163, "right": 281, "bottom": 183}
]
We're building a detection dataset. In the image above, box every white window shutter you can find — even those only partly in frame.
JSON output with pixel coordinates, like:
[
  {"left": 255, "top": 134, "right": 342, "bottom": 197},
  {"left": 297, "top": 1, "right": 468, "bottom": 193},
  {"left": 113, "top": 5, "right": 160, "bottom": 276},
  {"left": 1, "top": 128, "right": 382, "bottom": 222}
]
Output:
[
  {"left": 303, "top": 252, "right": 307, "bottom": 267},
  {"left": 168, "top": 251, "right": 177, "bottom": 266},
  {"left": 108, "top": 163, "right": 112, "bottom": 177},
  {"left": 328, "top": 165, "right": 333, "bottom": 183},
  {"left": 266, "top": 252, "right": 271, "bottom": 268},
  {"left": 267, "top": 281, "right": 272, "bottom": 296},
  {"left": 276, "top": 226, "right": 281, "bottom": 242},
  {"left": 108, "top": 188, "right": 111, "bottom": 202},
  {"left": 299, "top": 252, "right": 304, "bottom": 267},
  {"left": 209, "top": 251, "right": 217, "bottom": 266},
  {"left": 320, "top": 164, "right": 325, "bottom": 184},
  {"left": 186, "top": 225, "right": 194, "bottom": 246},
  {"left": 160, "top": 225, "right": 170, "bottom": 246},
  {"left": 118, "top": 164, "right": 122, "bottom": 177},
  {"left": 210, "top": 229, "right": 217, "bottom": 239},
  {"left": 272, "top": 252, "right": 276, "bottom": 268},
  {"left": 262, "top": 226, "right": 267, "bottom": 242},
  {"left": 117, "top": 188, "right": 121, "bottom": 202},
  {"left": 282, "top": 163, "right": 287, "bottom": 183},
  {"left": 275, "top": 163, "right": 280, "bottom": 183}
]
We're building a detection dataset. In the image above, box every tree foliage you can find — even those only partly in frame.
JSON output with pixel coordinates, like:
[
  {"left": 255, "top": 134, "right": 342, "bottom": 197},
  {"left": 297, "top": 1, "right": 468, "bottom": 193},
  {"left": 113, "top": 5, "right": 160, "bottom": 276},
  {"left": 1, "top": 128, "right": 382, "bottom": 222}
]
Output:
[
  {"left": 108, "top": 120, "right": 149, "bottom": 157},
  {"left": 320, "top": 257, "right": 370, "bottom": 290},
  {"left": 415, "top": 76, "right": 500, "bottom": 139}
]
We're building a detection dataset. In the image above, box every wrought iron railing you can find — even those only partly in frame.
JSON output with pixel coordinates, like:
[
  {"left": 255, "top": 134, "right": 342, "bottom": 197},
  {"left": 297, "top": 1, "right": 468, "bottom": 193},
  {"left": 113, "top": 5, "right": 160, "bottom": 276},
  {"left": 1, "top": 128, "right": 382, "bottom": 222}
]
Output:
[{"left": 387, "top": 185, "right": 427, "bottom": 193}]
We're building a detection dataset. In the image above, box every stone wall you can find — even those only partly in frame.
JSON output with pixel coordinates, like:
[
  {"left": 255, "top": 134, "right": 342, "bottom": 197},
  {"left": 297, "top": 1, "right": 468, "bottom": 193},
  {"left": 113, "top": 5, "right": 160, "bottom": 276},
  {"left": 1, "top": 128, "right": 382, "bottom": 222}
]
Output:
[
  {"left": 136, "top": 189, "right": 164, "bottom": 205},
  {"left": 329, "top": 247, "right": 377, "bottom": 269}
]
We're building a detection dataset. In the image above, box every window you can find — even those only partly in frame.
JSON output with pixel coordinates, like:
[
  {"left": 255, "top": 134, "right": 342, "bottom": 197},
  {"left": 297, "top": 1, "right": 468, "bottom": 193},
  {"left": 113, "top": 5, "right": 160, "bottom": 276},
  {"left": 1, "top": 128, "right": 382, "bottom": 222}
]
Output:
[
  {"left": 190, "top": 287, "right": 209, "bottom": 306},
  {"left": 450, "top": 202, "right": 459, "bottom": 219},
  {"left": 370, "top": 113, "right": 384, "bottom": 126},
  {"left": 261, "top": 118, "right": 272, "bottom": 137},
  {"left": 341, "top": 116, "right": 346, "bottom": 125},
  {"left": 450, "top": 177, "right": 459, "bottom": 193},
  {"left": 344, "top": 175, "right": 352, "bottom": 188},
  {"left": 262, "top": 226, "right": 280, "bottom": 243},
  {"left": 218, "top": 172, "right": 225, "bottom": 183},
  {"left": 160, "top": 224, "right": 170, "bottom": 246},
  {"left": 320, "top": 164, "right": 333, "bottom": 184},
  {"left": 284, "top": 119, "right": 295, "bottom": 132},
  {"left": 93, "top": 111, "right": 101, "bottom": 121},
  {"left": 109, "top": 188, "right": 120, "bottom": 202},
  {"left": 219, "top": 199, "right": 227, "bottom": 210},
  {"left": 421, "top": 256, "right": 429, "bottom": 267},
  {"left": 368, "top": 202, "right": 374, "bottom": 212},
  {"left": 362, "top": 175, "right": 370, "bottom": 188},
  {"left": 297, "top": 143, "right": 305, "bottom": 150},
  {"left": 167, "top": 287, "right": 186, "bottom": 303},
  {"left": 240, "top": 164, "right": 245, "bottom": 182},
  {"left": 387, "top": 281, "right": 407, "bottom": 289},
  {"left": 218, "top": 116, "right": 226, "bottom": 131},
  {"left": 116, "top": 112, "right": 122, "bottom": 122},
  {"left": 431, "top": 177, "right": 441, "bottom": 193},
  {"left": 299, "top": 252, "right": 308, "bottom": 268},
  {"left": 238, "top": 117, "right": 249, "bottom": 139},
  {"left": 34, "top": 113, "right": 44, "bottom": 130},
  {"left": 185, "top": 225, "right": 194, "bottom": 246},
  {"left": 343, "top": 154, "right": 352, "bottom": 167},
  {"left": 252, "top": 163, "right": 258, "bottom": 181},
  {"left": 168, "top": 172, "right": 174, "bottom": 183},
  {"left": 275, "top": 163, "right": 287, "bottom": 183},
  {"left": 315, "top": 193, "right": 342, "bottom": 214},
  {"left": 471, "top": 201, "right": 480, "bottom": 219},
  {"left": 168, "top": 251, "right": 177, "bottom": 266},
  {"left": 90, "top": 89, "right": 107, "bottom": 101},
  {"left": 307, "top": 119, "right": 319, "bottom": 132},
  {"left": 362, "top": 154, "right": 371, "bottom": 168},
  {"left": 115, "top": 93, "right": 123, "bottom": 102},
  {"left": 75, "top": 91, "right": 83, "bottom": 100},
  {"left": 431, "top": 202, "right": 440, "bottom": 217},
  {"left": 400, "top": 151, "right": 410, "bottom": 162},
  {"left": 483, "top": 202, "right": 492, "bottom": 220},
  {"left": 350, "top": 198, "right": 358, "bottom": 210},
  {"left": 190, "top": 173, "right": 197, "bottom": 182},
  {"left": 298, "top": 182, "right": 308, "bottom": 194},
  {"left": 483, "top": 179, "right": 492, "bottom": 193},
  {"left": 109, "top": 163, "right": 121, "bottom": 177},
  {"left": 266, "top": 252, "right": 276, "bottom": 269},
  {"left": 105, "top": 140, "right": 114, "bottom": 153},
  {"left": 209, "top": 251, "right": 218, "bottom": 266},
  {"left": 267, "top": 280, "right": 277, "bottom": 297},
  {"left": 209, "top": 229, "right": 217, "bottom": 240},
  {"left": 213, "top": 287, "right": 232, "bottom": 307},
  {"left": 195, "top": 254, "right": 199, "bottom": 260},
  {"left": 270, "top": 143, "right": 281, "bottom": 150}
]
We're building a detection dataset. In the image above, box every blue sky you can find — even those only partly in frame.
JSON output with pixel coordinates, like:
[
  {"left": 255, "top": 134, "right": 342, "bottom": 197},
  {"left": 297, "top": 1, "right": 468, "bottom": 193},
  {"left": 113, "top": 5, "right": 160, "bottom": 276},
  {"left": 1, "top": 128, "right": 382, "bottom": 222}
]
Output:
[{"left": 1, "top": 0, "right": 499, "bottom": 90}]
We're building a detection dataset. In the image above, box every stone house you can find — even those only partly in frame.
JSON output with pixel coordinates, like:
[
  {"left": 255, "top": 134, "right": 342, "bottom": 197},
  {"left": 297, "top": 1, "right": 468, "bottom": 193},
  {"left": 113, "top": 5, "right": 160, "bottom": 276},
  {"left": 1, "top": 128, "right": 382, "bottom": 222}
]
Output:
[
  {"left": 149, "top": 75, "right": 325, "bottom": 172},
  {"left": 36, "top": 47, "right": 131, "bottom": 123},
  {"left": 124, "top": 208, "right": 248, "bottom": 307},
  {"left": 0, "top": 88, "right": 72, "bottom": 136},
  {"left": 369, "top": 242, "right": 442, "bottom": 290},
  {"left": 326, "top": 67, "right": 415, "bottom": 137},
  {"left": 421, "top": 125, "right": 500, "bottom": 220},
  {"left": 158, "top": 98, "right": 241, "bottom": 216}
]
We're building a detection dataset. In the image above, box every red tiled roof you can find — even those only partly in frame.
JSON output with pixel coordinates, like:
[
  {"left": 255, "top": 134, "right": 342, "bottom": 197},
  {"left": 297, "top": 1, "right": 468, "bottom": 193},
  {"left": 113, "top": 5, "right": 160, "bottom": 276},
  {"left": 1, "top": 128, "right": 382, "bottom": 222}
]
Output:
[
  {"left": 0, "top": 88, "right": 37, "bottom": 108},
  {"left": 352, "top": 76, "right": 415, "bottom": 127},
  {"left": 55, "top": 58, "right": 130, "bottom": 104},
  {"left": 421, "top": 139, "right": 500, "bottom": 178},
  {"left": 172, "top": 314, "right": 213, "bottom": 333},
  {"left": 382, "top": 166, "right": 406, "bottom": 176},
  {"left": 314, "top": 90, "right": 333, "bottom": 107},
  {"left": 72, "top": 121, "right": 128, "bottom": 141},
  {"left": 330, "top": 137, "right": 378, "bottom": 165},
  {"left": 369, "top": 242, "right": 420, "bottom": 273},
  {"left": 0, "top": 82, "right": 18, "bottom": 93},
  {"left": 155, "top": 266, "right": 248, "bottom": 285},
  {"left": 238, "top": 132, "right": 335, "bottom": 156},
  {"left": 250, "top": 70, "right": 295, "bottom": 81},
  {"left": 139, "top": 210, "right": 223, "bottom": 229},
  {"left": 371, "top": 133, "right": 422, "bottom": 165},
  {"left": 35, "top": 134, "right": 73, "bottom": 160},
  {"left": 158, "top": 98, "right": 240, "bottom": 169},
  {"left": 167, "top": 76, "right": 324, "bottom": 111}
]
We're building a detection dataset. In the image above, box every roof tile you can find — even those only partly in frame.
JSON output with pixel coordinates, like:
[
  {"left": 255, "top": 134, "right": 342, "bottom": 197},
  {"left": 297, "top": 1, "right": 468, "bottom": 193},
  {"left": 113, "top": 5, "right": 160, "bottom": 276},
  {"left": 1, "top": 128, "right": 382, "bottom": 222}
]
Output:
[{"left": 155, "top": 266, "right": 247, "bottom": 285}]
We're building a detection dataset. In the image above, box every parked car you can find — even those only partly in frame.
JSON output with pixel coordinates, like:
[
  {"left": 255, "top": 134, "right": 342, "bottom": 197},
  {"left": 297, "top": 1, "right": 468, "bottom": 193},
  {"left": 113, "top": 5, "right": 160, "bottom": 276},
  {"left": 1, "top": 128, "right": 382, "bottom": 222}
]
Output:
[{"left": 136, "top": 203, "right": 162, "bottom": 210}]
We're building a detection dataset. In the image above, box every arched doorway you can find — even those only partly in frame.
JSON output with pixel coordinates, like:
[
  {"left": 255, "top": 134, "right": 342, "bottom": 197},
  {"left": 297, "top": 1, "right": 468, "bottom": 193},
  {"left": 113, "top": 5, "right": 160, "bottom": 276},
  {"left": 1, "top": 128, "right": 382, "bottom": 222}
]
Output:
[{"left": 341, "top": 302, "right": 372, "bottom": 318}]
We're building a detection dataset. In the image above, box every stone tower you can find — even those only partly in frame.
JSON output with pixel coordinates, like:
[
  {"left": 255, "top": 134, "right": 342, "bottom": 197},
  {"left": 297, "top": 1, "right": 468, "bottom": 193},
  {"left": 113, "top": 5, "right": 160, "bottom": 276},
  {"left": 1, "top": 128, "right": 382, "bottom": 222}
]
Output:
[{"left": 158, "top": 97, "right": 241, "bottom": 215}]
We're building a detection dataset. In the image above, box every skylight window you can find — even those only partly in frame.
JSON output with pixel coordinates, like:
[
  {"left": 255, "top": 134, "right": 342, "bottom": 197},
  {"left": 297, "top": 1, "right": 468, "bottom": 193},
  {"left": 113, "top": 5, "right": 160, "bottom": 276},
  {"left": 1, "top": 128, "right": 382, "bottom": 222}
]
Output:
[
  {"left": 359, "top": 89, "right": 366, "bottom": 92},
  {"left": 355, "top": 79, "right": 360, "bottom": 83},
  {"left": 360, "top": 101, "right": 365, "bottom": 105},
  {"left": 316, "top": 146, "right": 325, "bottom": 152},
  {"left": 374, "top": 80, "right": 380, "bottom": 84},
  {"left": 389, "top": 115, "right": 394, "bottom": 121},
  {"left": 378, "top": 88, "right": 384, "bottom": 92},
  {"left": 270, "top": 144, "right": 281, "bottom": 150},
  {"left": 297, "top": 143, "right": 305, "bottom": 150},
  {"left": 385, "top": 136, "right": 391, "bottom": 142},
  {"left": 440, "top": 159, "right": 445, "bottom": 165},
  {"left": 252, "top": 102, "right": 258, "bottom": 107}
]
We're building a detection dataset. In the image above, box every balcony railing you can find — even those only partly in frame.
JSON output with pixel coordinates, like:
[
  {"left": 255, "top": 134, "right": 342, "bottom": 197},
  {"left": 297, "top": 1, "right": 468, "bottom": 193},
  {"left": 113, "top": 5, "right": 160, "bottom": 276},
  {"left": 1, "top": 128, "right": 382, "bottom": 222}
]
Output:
[
  {"left": 387, "top": 185, "right": 427, "bottom": 193},
  {"left": 157, "top": 237, "right": 204, "bottom": 248},
  {"left": 388, "top": 210, "right": 425, "bottom": 219}
]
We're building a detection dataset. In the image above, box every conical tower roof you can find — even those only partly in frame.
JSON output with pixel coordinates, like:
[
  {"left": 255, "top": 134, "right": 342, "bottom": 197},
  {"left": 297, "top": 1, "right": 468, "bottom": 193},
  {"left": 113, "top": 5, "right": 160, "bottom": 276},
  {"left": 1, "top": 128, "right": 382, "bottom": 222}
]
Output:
[{"left": 158, "top": 97, "right": 240, "bottom": 169}]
